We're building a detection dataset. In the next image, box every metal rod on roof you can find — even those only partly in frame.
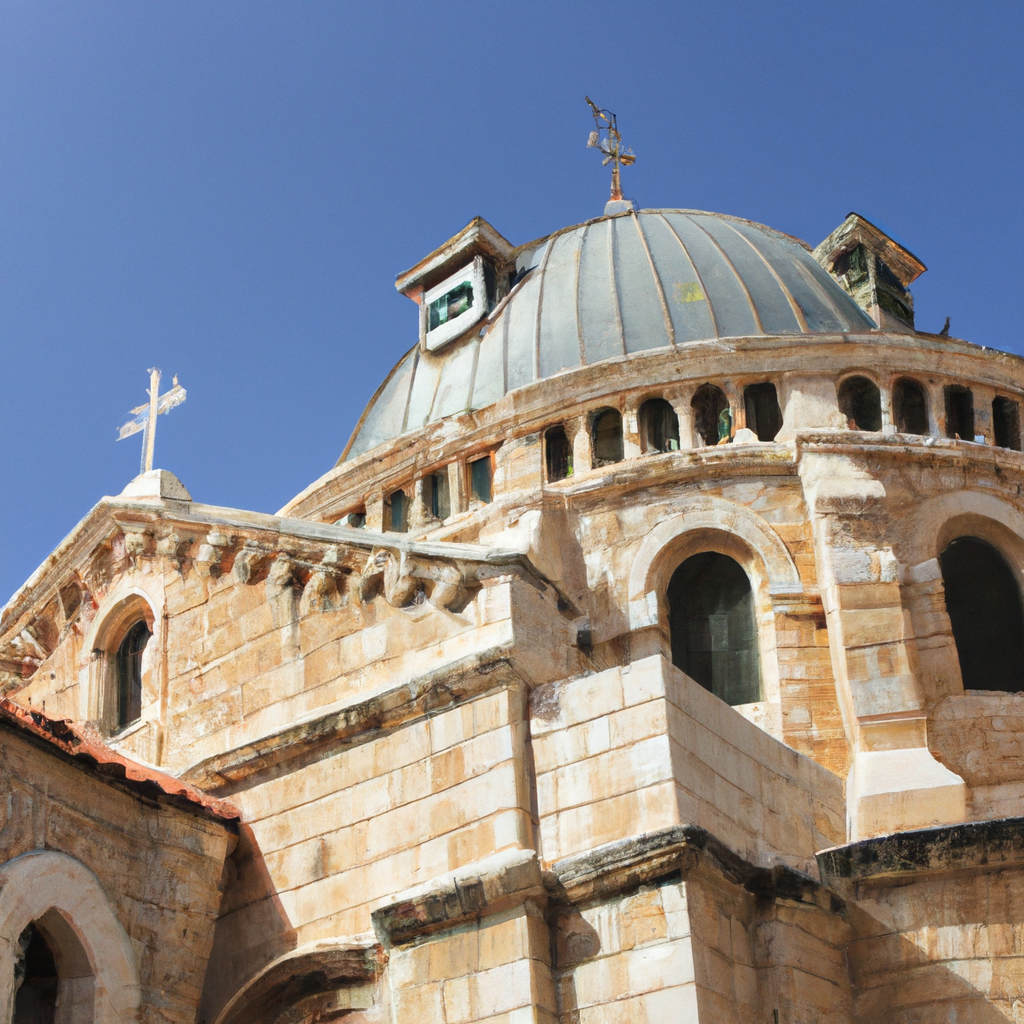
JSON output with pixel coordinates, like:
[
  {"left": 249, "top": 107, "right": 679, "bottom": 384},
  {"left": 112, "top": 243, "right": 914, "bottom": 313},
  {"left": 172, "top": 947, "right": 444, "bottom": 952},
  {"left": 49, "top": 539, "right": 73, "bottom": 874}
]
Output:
[{"left": 585, "top": 96, "right": 636, "bottom": 201}]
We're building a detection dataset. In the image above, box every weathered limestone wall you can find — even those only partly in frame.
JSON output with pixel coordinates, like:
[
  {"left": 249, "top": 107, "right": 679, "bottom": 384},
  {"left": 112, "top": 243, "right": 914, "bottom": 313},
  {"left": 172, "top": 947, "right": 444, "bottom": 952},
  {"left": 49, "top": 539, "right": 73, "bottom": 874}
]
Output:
[
  {"left": 201, "top": 682, "right": 535, "bottom": 1022},
  {"left": 845, "top": 868, "right": 1024, "bottom": 1024},
  {"left": 530, "top": 656, "right": 845, "bottom": 874},
  {"left": 0, "top": 723, "right": 234, "bottom": 1024}
]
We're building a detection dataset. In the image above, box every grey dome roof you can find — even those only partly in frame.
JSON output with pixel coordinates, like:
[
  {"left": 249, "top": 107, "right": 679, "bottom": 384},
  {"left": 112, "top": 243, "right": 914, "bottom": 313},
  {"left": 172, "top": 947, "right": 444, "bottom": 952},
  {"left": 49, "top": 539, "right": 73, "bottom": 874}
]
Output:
[{"left": 343, "top": 209, "right": 875, "bottom": 461}]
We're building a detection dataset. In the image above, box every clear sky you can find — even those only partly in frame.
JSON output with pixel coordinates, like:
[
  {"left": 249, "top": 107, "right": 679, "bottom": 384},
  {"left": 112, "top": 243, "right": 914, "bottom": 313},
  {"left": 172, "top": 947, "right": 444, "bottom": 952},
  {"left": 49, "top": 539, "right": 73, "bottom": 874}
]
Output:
[{"left": 1, "top": 1, "right": 1022, "bottom": 603}]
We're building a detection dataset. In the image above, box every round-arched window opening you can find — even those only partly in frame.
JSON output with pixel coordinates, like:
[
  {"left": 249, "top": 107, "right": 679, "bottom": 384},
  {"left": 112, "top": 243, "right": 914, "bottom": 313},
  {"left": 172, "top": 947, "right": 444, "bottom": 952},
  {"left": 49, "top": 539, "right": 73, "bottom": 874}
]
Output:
[
  {"left": 893, "top": 377, "right": 928, "bottom": 435},
  {"left": 691, "top": 384, "right": 729, "bottom": 447},
  {"left": 940, "top": 537, "right": 1024, "bottom": 692},
  {"left": 838, "top": 376, "right": 882, "bottom": 432},
  {"left": 13, "top": 922, "right": 58, "bottom": 1024},
  {"left": 116, "top": 619, "right": 151, "bottom": 730},
  {"left": 592, "top": 408, "right": 623, "bottom": 465},
  {"left": 667, "top": 552, "right": 762, "bottom": 706},
  {"left": 743, "top": 382, "right": 782, "bottom": 441},
  {"left": 545, "top": 425, "right": 573, "bottom": 481},
  {"left": 639, "top": 399, "right": 680, "bottom": 454}
]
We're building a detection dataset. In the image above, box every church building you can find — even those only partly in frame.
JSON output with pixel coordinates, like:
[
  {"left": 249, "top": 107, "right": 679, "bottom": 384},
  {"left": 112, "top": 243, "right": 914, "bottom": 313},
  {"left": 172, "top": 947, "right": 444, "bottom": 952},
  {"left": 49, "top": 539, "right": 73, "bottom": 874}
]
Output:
[{"left": 3, "top": 173, "right": 1024, "bottom": 1021}]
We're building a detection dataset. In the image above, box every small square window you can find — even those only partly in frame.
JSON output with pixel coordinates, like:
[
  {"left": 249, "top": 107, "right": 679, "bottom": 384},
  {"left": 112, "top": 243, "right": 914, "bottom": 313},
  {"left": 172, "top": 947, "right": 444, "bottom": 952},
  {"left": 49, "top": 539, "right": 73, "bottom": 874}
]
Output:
[{"left": 422, "top": 258, "right": 487, "bottom": 352}]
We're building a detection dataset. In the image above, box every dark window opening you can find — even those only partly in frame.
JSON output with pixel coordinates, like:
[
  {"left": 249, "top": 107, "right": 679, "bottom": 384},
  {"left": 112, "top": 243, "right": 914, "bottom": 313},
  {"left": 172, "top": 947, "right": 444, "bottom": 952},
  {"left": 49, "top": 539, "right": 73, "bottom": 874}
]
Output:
[
  {"left": 545, "top": 426, "right": 573, "bottom": 481},
  {"left": 387, "top": 489, "right": 408, "bottom": 533},
  {"left": 469, "top": 457, "right": 492, "bottom": 503},
  {"left": 13, "top": 923, "right": 58, "bottom": 1024},
  {"left": 940, "top": 537, "right": 1024, "bottom": 692},
  {"left": 483, "top": 262, "right": 497, "bottom": 310},
  {"left": 430, "top": 472, "right": 451, "bottom": 519},
  {"left": 341, "top": 507, "right": 366, "bottom": 528},
  {"left": 428, "top": 281, "right": 473, "bottom": 332},
  {"left": 893, "top": 378, "right": 928, "bottom": 435},
  {"left": 116, "top": 619, "right": 150, "bottom": 729},
  {"left": 743, "top": 382, "right": 783, "bottom": 441},
  {"left": 944, "top": 385, "right": 974, "bottom": 440},
  {"left": 592, "top": 409, "right": 624, "bottom": 465},
  {"left": 691, "top": 384, "right": 729, "bottom": 447},
  {"left": 639, "top": 399, "right": 680, "bottom": 454},
  {"left": 994, "top": 397, "right": 1021, "bottom": 451},
  {"left": 668, "top": 552, "right": 762, "bottom": 706},
  {"left": 837, "top": 376, "right": 882, "bottom": 431},
  {"left": 832, "top": 244, "right": 869, "bottom": 285}
]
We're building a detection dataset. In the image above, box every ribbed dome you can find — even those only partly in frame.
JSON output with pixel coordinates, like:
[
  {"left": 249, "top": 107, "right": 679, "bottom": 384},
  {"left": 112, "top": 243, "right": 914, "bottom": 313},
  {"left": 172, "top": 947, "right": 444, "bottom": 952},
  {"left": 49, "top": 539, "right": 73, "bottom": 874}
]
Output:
[{"left": 343, "top": 209, "right": 875, "bottom": 461}]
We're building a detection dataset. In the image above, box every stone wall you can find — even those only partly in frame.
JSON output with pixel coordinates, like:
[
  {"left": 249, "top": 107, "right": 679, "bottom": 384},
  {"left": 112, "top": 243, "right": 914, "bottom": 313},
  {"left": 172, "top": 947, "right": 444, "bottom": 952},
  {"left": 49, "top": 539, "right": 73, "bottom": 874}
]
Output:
[
  {"left": 531, "top": 656, "right": 845, "bottom": 875},
  {"left": 0, "top": 720, "right": 234, "bottom": 1024}
]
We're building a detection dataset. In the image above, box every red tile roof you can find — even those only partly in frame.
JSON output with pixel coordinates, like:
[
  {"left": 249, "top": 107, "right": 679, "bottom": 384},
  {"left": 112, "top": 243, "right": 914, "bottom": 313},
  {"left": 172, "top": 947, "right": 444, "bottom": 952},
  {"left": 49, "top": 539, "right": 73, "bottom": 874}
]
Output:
[{"left": 0, "top": 697, "right": 239, "bottom": 823}]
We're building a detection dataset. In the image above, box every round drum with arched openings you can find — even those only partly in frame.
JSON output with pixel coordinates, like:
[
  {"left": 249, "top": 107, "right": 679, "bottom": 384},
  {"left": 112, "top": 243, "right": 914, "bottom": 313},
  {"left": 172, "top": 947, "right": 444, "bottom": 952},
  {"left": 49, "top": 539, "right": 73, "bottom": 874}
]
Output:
[
  {"left": 667, "top": 552, "right": 762, "bottom": 705},
  {"left": 940, "top": 536, "right": 1024, "bottom": 692}
]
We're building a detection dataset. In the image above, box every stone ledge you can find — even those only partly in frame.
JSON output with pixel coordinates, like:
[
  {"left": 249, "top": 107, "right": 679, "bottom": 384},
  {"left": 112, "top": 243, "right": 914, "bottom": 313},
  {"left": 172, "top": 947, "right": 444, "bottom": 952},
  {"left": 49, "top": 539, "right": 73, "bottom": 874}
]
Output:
[
  {"left": 817, "top": 816, "right": 1024, "bottom": 886},
  {"left": 372, "top": 847, "right": 547, "bottom": 946},
  {"left": 181, "top": 653, "right": 526, "bottom": 792},
  {"left": 552, "top": 825, "right": 843, "bottom": 914}
]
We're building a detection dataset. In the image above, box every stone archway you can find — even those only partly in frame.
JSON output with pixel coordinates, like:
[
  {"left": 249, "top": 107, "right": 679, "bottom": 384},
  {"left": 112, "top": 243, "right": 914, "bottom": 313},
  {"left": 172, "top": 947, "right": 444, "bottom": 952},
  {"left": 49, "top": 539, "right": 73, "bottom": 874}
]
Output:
[
  {"left": 0, "top": 851, "right": 140, "bottom": 1024},
  {"left": 209, "top": 941, "right": 382, "bottom": 1024},
  {"left": 628, "top": 496, "right": 802, "bottom": 632}
]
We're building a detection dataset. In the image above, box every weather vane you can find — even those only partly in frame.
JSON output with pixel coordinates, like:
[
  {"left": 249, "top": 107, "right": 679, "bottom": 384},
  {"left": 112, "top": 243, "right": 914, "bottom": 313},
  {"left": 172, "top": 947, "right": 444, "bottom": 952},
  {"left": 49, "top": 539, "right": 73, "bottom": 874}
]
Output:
[
  {"left": 117, "top": 368, "right": 187, "bottom": 475},
  {"left": 585, "top": 96, "right": 636, "bottom": 202}
]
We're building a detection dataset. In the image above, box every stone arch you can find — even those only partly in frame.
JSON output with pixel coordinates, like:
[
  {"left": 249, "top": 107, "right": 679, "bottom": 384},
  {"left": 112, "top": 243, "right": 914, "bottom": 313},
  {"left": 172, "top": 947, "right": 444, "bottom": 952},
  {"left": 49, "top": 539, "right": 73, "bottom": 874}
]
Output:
[
  {"left": 79, "top": 583, "right": 161, "bottom": 731},
  {"left": 210, "top": 941, "right": 381, "bottom": 1024},
  {"left": 628, "top": 498, "right": 801, "bottom": 715},
  {"left": 898, "top": 490, "right": 1024, "bottom": 576},
  {"left": 0, "top": 850, "right": 140, "bottom": 1024},
  {"left": 628, "top": 497, "right": 802, "bottom": 630},
  {"left": 898, "top": 490, "right": 1024, "bottom": 704}
]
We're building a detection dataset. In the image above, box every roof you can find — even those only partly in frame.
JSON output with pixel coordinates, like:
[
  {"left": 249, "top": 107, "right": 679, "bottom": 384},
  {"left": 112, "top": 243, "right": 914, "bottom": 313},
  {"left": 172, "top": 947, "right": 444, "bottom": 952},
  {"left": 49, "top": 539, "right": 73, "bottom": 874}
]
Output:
[
  {"left": 342, "top": 208, "right": 876, "bottom": 462},
  {"left": 0, "top": 697, "right": 240, "bottom": 823}
]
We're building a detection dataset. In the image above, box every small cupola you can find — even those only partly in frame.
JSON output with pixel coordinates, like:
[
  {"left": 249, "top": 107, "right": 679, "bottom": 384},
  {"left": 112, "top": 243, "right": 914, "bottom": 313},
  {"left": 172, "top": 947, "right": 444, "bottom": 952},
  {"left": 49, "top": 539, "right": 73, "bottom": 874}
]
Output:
[
  {"left": 395, "top": 217, "right": 515, "bottom": 353},
  {"left": 813, "top": 213, "right": 927, "bottom": 333}
]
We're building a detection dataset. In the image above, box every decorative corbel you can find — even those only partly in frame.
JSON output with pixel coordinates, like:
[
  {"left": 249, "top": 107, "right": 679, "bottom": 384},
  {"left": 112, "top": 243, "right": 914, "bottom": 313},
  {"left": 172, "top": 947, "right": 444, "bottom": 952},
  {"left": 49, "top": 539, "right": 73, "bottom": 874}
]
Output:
[
  {"left": 232, "top": 540, "right": 265, "bottom": 583},
  {"left": 195, "top": 531, "right": 231, "bottom": 577},
  {"left": 120, "top": 525, "right": 151, "bottom": 563},
  {"left": 300, "top": 546, "right": 344, "bottom": 616}
]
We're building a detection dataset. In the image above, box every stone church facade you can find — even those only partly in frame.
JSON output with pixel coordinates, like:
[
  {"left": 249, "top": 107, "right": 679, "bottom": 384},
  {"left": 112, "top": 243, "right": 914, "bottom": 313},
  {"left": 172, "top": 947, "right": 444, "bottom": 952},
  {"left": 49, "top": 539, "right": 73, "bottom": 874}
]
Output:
[{"left": 3, "top": 199, "right": 1024, "bottom": 1022}]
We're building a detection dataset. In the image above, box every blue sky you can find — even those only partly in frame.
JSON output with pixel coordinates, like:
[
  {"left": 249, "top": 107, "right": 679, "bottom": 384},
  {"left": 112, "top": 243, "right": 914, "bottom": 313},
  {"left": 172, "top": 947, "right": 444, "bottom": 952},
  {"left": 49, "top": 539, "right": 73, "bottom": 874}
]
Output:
[{"left": 2, "top": 1, "right": 1022, "bottom": 602}]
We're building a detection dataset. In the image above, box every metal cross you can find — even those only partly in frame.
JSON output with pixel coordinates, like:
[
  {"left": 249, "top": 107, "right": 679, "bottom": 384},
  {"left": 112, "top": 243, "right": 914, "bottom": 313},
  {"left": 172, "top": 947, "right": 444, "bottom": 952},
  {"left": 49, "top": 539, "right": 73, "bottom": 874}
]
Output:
[
  {"left": 585, "top": 96, "right": 637, "bottom": 201},
  {"left": 117, "top": 368, "right": 187, "bottom": 474}
]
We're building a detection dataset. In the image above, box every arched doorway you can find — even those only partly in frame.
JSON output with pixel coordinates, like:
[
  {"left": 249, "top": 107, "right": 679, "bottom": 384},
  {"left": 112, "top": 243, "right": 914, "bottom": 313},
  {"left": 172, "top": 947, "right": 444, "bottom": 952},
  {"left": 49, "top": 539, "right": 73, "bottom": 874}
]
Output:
[
  {"left": 940, "top": 536, "right": 1024, "bottom": 692},
  {"left": 667, "top": 552, "right": 762, "bottom": 705},
  {"left": 12, "top": 924, "right": 57, "bottom": 1024}
]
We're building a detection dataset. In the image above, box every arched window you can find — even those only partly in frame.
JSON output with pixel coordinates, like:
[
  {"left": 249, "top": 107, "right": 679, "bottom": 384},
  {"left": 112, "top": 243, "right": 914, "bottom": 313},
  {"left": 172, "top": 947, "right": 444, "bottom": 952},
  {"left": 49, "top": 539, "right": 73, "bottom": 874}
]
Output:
[
  {"left": 837, "top": 376, "right": 882, "bottom": 431},
  {"left": 12, "top": 923, "right": 58, "bottom": 1024},
  {"left": 993, "top": 397, "right": 1021, "bottom": 451},
  {"left": 691, "top": 384, "right": 729, "bottom": 447},
  {"left": 545, "top": 425, "right": 573, "bottom": 481},
  {"left": 893, "top": 378, "right": 928, "bottom": 435},
  {"left": 940, "top": 536, "right": 1024, "bottom": 692},
  {"left": 944, "top": 385, "right": 974, "bottom": 440},
  {"left": 639, "top": 399, "right": 680, "bottom": 454},
  {"left": 591, "top": 409, "right": 623, "bottom": 465},
  {"left": 667, "top": 552, "right": 762, "bottom": 705},
  {"left": 116, "top": 619, "right": 150, "bottom": 729},
  {"left": 743, "top": 382, "right": 782, "bottom": 441}
]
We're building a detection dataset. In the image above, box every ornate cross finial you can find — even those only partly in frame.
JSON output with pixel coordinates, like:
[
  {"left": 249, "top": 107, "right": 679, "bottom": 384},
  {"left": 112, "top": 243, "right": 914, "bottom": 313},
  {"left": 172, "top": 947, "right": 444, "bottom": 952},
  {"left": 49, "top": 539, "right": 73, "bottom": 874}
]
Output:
[
  {"left": 585, "top": 96, "right": 636, "bottom": 201},
  {"left": 117, "top": 368, "right": 187, "bottom": 474}
]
